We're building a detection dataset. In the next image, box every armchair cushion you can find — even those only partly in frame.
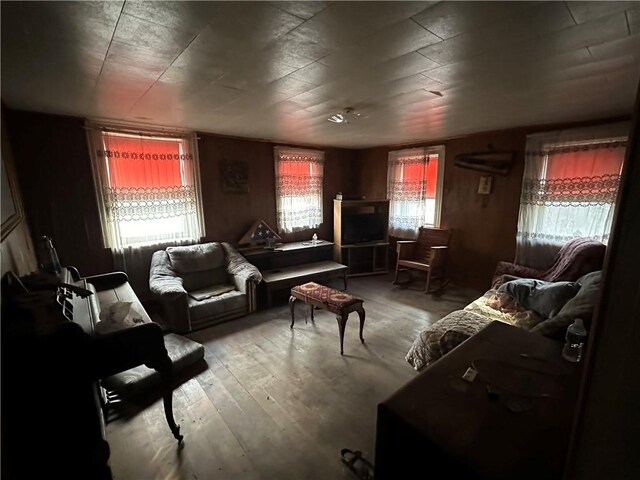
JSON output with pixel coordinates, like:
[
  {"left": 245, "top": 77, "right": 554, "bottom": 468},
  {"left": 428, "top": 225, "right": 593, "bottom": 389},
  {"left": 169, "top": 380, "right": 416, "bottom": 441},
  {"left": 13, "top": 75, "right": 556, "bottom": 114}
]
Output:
[
  {"left": 188, "top": 290, "right": 247, "bottom": 324},
  {"left": 167, "top": 242, "right": 228, "bottom": 291}
]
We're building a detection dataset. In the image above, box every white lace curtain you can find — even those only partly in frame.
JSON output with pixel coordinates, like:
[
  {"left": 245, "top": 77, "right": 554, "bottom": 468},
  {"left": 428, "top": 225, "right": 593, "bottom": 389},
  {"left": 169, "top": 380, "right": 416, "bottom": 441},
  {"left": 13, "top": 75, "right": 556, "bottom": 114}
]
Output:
[
  {"left": 88, "top": 126, "right": 204, "bottom": 250},
  {"left": 274, "top": 146, "right": 324, "bottom": 234},
  {"left": 387, "top": 147, "right": 440, "bottom": 239},
  {"left": 515, "top": 122, "right": 628, "bottom": 268}
]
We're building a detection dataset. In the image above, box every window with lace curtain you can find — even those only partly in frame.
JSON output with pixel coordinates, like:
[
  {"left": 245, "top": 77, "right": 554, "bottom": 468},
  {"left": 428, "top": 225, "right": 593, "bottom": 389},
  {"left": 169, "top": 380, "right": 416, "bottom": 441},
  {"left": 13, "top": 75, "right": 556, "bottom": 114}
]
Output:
[
  {"left": 87, "top": 126, "right": 204, "bottom": 249},
  {"left": 274, "top": 146, "right": 324, "bottom": 234},
  {"left": 387, "top": 146, "right": 445, "bottom": 239},
  {"left": 516, "top": 123, "right": 627, "bottom": 267}
]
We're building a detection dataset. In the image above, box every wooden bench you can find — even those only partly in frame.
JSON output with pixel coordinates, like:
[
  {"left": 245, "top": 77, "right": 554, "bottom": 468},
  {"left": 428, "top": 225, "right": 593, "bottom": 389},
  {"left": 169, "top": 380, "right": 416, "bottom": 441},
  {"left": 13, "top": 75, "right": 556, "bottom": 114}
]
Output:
[
  {"left": 289, "top": 282, "right": 365, "bottom": 355},
  {"left": 261, "top": 260, "right": 348, "bottom": 307}
]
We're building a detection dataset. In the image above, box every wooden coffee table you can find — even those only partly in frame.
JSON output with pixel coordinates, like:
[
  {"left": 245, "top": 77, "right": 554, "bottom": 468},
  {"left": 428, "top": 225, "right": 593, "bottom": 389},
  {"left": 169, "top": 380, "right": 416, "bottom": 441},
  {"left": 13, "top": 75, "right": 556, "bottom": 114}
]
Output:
[{"left": 289, "top": 282, "right": 365, "bottom": 355}]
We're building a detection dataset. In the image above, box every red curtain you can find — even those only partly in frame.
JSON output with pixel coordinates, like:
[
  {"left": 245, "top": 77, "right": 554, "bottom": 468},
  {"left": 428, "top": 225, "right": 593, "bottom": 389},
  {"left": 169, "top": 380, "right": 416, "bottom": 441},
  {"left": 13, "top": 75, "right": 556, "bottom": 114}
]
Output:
[
  {"left": 546, "top": 148, "right": 624, "bottom": 180},
  {"left": 101, "top": 134, "right": 184, "bottom": 188},
  {"left": 400, "top": 154, "right": 438, "bottom": 199}
]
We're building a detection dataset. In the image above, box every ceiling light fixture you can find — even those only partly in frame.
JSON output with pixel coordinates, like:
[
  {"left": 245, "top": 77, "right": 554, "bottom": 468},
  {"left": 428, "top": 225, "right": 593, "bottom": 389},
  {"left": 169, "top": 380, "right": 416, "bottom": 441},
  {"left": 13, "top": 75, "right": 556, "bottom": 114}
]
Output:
[{"left": 328, "top": 107, "right": 361, "bottom": 124}]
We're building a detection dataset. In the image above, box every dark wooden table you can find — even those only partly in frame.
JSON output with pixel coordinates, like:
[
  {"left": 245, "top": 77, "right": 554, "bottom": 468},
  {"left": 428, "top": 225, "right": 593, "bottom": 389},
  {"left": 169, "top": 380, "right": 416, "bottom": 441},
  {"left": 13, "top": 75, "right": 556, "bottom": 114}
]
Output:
[
  {"left": 375, "top": 321, "right": 582, "bottom": 479},
  {"left": 289, "top": 282, "right": 365, "bottom": 355}
]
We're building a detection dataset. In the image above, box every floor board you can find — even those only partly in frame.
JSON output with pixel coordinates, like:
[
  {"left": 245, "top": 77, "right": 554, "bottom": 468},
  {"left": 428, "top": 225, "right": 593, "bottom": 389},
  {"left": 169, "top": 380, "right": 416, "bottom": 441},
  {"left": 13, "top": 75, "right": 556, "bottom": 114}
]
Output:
[{"left": 106, "top": 275, "right": 480, "bottom": 479}]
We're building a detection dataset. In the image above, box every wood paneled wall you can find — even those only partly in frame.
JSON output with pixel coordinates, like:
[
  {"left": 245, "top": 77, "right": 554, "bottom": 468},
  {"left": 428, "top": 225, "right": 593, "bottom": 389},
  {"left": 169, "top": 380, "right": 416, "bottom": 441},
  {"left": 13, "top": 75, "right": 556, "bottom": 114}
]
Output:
[
  {"left": 197, "top": 134, "right": 357, "bottom": 245},
  {"left": 4, "top": 110, "right": 357, "bottom": 277},
  {"left": 356, "top": 129, "right": 527, "bottom": 290}
]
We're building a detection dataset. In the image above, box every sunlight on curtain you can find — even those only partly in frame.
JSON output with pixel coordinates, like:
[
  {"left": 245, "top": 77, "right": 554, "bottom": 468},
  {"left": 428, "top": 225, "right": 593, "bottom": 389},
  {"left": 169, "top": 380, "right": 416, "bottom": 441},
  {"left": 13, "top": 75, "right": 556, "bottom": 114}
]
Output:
[
  {"left": 516, "top": 123, "right": 628, "bottom": 267},
  {"left": 387, "top": 147, "right": 441, "bottom": 239},
  {"left": 88, "top": 127, "right": 204, "bottom": 249},
  {"left": 274, "top": 146, "right": 324, "bottom": 234}
]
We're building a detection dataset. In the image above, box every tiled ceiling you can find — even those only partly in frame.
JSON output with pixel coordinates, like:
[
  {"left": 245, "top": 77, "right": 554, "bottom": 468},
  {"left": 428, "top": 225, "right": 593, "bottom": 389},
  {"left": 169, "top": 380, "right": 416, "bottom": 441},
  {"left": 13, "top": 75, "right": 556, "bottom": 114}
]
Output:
[{"left": 2, "top": 1, "right": 639, "bottom": 148}]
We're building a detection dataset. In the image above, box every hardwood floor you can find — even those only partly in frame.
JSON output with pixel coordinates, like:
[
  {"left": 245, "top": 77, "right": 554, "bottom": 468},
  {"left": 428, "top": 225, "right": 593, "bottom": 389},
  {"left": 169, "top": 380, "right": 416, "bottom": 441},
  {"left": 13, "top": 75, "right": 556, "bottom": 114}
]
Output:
[{"left": 106, "top": 275, "right": 481, "bottom": 479}]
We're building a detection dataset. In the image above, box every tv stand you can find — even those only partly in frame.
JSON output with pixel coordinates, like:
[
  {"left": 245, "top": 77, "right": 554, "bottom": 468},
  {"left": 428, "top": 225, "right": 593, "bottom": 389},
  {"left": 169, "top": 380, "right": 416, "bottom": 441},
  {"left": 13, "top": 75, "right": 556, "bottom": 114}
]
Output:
[{"left": 334, "top": 199, "right": 390, "bottom": 276}]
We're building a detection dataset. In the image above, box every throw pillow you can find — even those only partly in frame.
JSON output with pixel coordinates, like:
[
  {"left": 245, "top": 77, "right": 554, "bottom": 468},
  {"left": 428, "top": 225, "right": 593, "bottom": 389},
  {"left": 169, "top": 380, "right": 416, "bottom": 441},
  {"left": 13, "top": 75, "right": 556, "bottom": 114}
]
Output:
[
  {"left": 531, "top": 271, "right": 602, "bottom": 340},
  {"left": 498, "top": 279, "right": 580, "bottom": 319},
  {"left": 167, "top": 242, "right": 225, "bottom": 274}
]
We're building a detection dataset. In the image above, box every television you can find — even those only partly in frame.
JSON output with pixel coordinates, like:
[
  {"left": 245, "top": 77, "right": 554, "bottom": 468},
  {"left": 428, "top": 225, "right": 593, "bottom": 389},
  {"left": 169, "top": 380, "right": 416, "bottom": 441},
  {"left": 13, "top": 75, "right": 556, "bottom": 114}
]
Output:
[{"left": 342, "top": 213, "right": 387, "bottom": 244}]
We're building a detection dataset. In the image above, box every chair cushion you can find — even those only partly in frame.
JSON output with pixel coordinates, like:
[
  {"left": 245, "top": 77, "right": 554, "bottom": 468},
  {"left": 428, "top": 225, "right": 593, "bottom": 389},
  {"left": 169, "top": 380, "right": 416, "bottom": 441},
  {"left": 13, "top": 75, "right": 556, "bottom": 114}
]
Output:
[
  {"left": 101, "top": 333, "right": 205, "bottom": 397},
  {"left": 187, "top": 290, "right": 247, "bottom": 323},
  {"left": 167, "top": 242, "right": 228, "bottom": 291}
]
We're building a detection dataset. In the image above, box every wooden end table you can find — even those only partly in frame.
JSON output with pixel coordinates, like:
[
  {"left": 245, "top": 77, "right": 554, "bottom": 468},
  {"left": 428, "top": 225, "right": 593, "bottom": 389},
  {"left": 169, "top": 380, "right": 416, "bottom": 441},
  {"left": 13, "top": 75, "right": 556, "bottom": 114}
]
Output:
[{"left": 289, "top": 282, "right": 365, "bottom": 355}]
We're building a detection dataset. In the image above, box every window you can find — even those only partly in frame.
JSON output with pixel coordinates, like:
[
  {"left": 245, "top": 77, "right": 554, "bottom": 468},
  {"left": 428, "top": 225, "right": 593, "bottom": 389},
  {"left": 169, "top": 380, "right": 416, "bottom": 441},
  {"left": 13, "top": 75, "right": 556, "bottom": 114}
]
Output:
[
  {"left": 88, "top": 126, "right": 204, "bottom": 249},
  {"left": 516, "top": 123, "right": 627, "bottom": 266},
  {"left": 274, "top": 146, "right": 324, "bottom": 234},
  {"left": 387, "top": 146, "right": 445, "bottom": 238}
]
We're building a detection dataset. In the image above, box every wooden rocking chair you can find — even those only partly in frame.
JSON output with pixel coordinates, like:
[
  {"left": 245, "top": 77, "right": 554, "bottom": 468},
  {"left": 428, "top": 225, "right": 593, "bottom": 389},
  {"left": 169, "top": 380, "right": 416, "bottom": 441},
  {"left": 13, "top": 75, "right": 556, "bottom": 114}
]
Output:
[{"left": 393, "top": 227, "right": 451, "bottom": 293}]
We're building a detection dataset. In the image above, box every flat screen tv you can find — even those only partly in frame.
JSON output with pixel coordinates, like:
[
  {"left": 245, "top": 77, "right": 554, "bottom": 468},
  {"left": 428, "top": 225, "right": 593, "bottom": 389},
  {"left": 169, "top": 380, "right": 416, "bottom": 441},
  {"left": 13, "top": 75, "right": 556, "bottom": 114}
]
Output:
[{"left": 342, "top": 213, "right": 387, "bottom": 244}]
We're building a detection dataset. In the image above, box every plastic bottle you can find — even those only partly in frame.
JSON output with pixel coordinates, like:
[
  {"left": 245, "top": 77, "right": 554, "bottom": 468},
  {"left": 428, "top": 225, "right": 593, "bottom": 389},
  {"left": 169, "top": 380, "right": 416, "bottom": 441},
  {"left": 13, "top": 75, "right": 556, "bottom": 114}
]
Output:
[
  {"left": 562, "top": 318, "right": 587, "bottom": 363},
  {"left": 312, "top": 233, "right": 318, "bottom": 245}
]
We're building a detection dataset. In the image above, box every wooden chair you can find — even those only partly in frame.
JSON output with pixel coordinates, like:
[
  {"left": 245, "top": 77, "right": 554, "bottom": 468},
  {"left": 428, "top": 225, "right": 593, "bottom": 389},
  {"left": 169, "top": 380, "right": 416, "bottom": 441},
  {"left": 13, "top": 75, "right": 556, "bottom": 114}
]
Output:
[{"left": 393, "top": 227, "right": 451, "bottom": 293}]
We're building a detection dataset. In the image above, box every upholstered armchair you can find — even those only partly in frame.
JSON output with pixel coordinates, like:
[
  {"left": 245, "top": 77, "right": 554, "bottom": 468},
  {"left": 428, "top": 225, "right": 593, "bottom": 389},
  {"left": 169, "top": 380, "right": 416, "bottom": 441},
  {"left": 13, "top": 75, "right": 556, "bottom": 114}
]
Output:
[
  {"left": 149, "top": 242, "right": 262, "bottom": 333},
  {"left": 394, "top": 227, "right": 452, "bottom": 293},
  {"left": 491, "top": 237, "right": 606, "bottom": 288}
]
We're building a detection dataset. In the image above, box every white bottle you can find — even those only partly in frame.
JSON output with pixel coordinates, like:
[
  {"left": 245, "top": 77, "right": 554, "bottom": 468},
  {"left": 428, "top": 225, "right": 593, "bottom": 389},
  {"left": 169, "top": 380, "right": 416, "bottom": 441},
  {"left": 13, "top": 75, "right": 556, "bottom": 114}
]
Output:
[
  {"left": 312, "top": 233, "right": 318, "bottom": 245},
  {"left": 562, "top": 318, "right": 587, "bottom": 363}
]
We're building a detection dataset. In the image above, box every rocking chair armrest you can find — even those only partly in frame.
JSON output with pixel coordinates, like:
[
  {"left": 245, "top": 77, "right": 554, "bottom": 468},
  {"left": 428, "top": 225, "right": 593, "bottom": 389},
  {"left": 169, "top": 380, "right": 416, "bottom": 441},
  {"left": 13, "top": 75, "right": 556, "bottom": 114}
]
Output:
[
  {"left": 430, "top": 246, "right": 448, "bottom": 269},
  {"left": 396, "top": 241, "right": 417, "bottom": 259}
]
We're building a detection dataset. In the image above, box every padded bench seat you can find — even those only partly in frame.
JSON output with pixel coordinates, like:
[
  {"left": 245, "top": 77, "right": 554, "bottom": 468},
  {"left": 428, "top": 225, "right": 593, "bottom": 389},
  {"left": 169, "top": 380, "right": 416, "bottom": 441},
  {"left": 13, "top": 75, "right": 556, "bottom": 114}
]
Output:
[
  {"left": 102, "top": 333, "right": 205, "bottom": 397},
  {"left": 261, "top": 260, "right": 348, "bottom": 307}
]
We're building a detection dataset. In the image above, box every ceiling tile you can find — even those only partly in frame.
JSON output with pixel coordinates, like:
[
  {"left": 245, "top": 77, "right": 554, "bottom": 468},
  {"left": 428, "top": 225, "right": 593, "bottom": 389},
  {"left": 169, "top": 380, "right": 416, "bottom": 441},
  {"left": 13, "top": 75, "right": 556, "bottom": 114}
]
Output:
[
  {"left": 320, "top": 18, "right": 441, "bottom": 69},
  {"left": 627, "top": 6, "right": 640, "bottom": 34},
  {"left": 288, "top": 62, "right": 335, "bottom": 85},
  {"left": 589, "top": 34, "right": 640, "bottom": 60},
  {"left": 113, "top": 13, "right": 196, "bottom": 57},
  {"left": 122, "top": 0, "right": 219, "bottom": 35},
  {"left": 411, "top": 1, "right": 538, "bottom": 40},
  {"left": 291, "top": 1, "right": 436, "bottom": 50},
  {"left": 565, "top": 1, "right": 632, "bottom": 24},
  {"left": 107, "top": 41, "right": 177, "bottom": 72},
  {"left": 207, "top": 2, "right": 305, "bottom": 47},
  {"left": 269, "top": 1, "right": 330, "bottom": 20}
]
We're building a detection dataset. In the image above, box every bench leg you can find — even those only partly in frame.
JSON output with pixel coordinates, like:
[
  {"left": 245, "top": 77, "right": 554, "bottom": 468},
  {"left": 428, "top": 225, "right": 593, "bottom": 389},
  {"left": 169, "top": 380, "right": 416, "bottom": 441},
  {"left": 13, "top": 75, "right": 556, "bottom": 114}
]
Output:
[
  {"left": 289, "top": 296, "right": 296, "bottom": 328},
  {"left": 336, "top": 313, "right": 348, "bottom": 355},
  {"left": 357, "top": 306, "right": 365, "bottom": 343}
]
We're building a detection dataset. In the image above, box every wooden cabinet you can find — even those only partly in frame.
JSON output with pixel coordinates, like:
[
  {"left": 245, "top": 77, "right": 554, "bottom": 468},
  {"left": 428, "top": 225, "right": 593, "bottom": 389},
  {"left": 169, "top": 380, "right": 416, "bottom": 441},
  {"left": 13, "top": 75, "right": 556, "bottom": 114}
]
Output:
[{"left": 333, "top": 199, "right": 390, "bottom": 276}]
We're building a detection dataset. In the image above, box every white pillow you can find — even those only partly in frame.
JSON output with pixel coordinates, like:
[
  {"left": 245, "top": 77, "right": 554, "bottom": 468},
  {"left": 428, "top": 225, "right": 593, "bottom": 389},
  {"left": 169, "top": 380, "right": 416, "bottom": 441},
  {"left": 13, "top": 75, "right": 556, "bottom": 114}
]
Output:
[{"left": 96, "top": 301, "right": 145, "bottom": 334}]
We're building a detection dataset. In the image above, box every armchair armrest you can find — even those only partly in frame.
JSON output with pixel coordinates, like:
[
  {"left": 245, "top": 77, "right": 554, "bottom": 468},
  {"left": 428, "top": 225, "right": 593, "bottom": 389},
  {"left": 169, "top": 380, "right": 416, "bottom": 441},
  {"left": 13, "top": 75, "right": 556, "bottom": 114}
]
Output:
[
  {"left": 149, "top": 251, "right": 187, "bottom": 298},
  {"left": 396, "top": 241, "right": 417, "bottom": 260},
  {"left": 222, "top": 243, "right": 262, "bottom": 293}
]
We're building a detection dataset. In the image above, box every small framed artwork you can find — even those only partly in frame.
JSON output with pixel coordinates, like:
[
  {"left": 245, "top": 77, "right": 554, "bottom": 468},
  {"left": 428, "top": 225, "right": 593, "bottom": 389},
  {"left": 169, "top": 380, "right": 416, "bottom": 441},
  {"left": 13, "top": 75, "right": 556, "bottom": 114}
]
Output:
[
  {"left": 222, "top": 160, "right": 249, "bottom": 193},
  {"left": 478, "top": 175, "right": 493, "bottom": 195}
]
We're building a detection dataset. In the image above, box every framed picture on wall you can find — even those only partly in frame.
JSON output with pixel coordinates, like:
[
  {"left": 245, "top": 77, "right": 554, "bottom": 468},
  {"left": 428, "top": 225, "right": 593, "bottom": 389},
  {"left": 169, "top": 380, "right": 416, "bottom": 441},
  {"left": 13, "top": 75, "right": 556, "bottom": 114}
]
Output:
[
  {"left": 222, "top": 160, "right": 249, "bottom": 193},
  {"left": 1, "top": 148, "right": 24, "bottom": 240}
]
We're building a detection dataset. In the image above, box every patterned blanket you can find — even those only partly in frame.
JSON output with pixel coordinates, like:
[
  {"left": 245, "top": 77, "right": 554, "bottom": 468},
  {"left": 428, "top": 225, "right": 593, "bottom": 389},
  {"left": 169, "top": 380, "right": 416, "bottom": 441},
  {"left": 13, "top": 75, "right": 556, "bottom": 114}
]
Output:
[{"left": 405, "top": 290, "right": 545, "bottom": 370}]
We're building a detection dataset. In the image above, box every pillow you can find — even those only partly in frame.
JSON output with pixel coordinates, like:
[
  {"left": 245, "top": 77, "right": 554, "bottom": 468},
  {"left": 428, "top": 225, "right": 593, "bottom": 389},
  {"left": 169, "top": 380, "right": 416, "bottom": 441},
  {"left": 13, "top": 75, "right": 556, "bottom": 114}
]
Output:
[
  {"left": 531, "top": 271, "right": 602, "bottom": 340},
  {"left": 167, "top": 242, "right": 225, "bottom": 274},
  {"left": 498, "top": 278, "right": 579, "bottom": 319},
  {"left": 96, "top": 301, "right": 145, "bottom": 334},
  {"left": 167, "top": 243, "right": 228, "bottom": 291}
]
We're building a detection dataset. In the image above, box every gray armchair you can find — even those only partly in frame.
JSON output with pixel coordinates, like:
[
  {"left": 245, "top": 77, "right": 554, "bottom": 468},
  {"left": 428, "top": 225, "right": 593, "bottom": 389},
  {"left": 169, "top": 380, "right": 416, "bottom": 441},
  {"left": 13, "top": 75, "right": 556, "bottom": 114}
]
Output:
[{"left": 149, "top": 242, "right": 262, "bottom": 333}]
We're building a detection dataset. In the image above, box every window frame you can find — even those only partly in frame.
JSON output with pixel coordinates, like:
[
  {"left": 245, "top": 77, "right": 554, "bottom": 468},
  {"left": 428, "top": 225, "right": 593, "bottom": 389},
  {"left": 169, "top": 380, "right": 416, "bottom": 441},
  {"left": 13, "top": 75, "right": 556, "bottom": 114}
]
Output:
[
  {"left": 387, "top": 144, "right": 445, "bottom": 233},
  {"left": 87, "top": 123, "right": 205, "bottom": 249},
  {"left": 273, "top": 146, "right": 325, "bottom": 234}
]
